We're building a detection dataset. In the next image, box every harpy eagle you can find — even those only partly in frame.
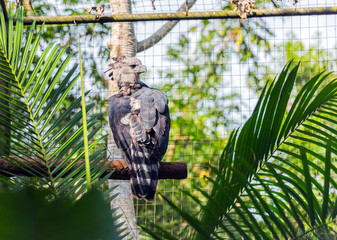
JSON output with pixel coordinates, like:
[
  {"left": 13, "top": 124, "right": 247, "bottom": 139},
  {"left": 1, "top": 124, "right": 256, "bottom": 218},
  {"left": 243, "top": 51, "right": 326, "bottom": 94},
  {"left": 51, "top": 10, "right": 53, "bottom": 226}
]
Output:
[{"left": 108, "top": 56, "right": 170, "bottom": 201}]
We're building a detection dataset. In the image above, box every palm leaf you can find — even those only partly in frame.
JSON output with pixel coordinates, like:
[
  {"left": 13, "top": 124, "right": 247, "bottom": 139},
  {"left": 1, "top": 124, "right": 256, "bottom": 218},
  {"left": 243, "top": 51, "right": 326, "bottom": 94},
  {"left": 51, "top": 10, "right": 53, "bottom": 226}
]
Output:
[
  {"left": 195, "top": 63, "right": 337, "bottom": 239},
  {"left": 0, "top": 6, "right": 109, "bottom": 199}
]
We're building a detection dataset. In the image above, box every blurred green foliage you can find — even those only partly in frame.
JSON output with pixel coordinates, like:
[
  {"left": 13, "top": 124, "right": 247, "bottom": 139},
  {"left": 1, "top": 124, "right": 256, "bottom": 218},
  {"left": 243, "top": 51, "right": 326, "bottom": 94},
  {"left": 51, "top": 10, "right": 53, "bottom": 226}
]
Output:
[
  {"left": 249, "top": 32, "right": 337, "bottom": 92},
  {"left": 0, "top": 187, "right": 120, "bottom": 240}
]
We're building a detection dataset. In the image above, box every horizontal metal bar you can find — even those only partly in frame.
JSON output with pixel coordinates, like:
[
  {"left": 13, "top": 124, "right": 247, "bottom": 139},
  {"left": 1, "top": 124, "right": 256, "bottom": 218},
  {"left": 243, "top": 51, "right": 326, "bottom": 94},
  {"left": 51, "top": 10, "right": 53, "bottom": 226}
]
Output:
[{"left": 17, "top": 6, "right": 337, "bottom": 25}]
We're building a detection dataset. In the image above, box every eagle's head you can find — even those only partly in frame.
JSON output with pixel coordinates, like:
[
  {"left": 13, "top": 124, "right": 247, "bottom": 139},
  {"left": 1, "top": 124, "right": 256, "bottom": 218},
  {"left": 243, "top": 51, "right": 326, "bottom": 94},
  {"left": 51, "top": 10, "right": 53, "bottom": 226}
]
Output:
[{"left": 108, "top": 56, "right": 147, "bottom": 90}]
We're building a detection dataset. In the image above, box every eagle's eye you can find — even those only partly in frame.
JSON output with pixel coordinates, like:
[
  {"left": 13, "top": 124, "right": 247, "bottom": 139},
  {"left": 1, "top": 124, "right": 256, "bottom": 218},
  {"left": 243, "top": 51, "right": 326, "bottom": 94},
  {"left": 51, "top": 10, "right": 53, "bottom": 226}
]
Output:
[{"left": 130, "top": 64, "right": 137, "bottom": 69}]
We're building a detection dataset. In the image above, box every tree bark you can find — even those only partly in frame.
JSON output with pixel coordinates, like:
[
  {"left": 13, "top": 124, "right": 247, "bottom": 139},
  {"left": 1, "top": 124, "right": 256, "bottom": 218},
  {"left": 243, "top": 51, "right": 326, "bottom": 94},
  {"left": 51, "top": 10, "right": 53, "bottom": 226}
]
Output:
[{"left": 108, "top": 0, "right": 138, "bottom": 239}]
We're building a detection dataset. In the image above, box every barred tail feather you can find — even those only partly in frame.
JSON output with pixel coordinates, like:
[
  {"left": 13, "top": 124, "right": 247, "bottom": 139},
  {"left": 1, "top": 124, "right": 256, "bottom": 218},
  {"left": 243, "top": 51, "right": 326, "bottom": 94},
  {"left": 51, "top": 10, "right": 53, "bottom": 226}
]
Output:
[
  {"left": 130, "top": 146, "right": 159, "bottom": 201},
  {"left": 144, "top": 163, "right": 159, "bottom": 201}
]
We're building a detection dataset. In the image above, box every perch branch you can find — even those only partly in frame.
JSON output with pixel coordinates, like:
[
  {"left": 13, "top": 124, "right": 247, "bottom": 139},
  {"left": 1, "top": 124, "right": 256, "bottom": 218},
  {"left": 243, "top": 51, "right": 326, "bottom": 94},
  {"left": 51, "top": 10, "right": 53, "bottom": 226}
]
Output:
[
  {"left": 0, "top": 157, "right": 187, "bottom": 180},
  {"left": 18, "top": 7, "right": 337, "bottom": 25},
  {"left": 136, "top": 0, "right": 197, "bottom": 53}
]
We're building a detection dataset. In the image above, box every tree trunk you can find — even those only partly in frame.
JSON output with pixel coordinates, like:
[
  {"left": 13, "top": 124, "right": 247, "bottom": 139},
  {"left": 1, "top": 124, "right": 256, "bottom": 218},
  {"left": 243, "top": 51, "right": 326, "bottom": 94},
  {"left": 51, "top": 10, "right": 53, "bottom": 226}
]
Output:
[{"left": 108, "top": 0, "right": 138, "bottom": 239}]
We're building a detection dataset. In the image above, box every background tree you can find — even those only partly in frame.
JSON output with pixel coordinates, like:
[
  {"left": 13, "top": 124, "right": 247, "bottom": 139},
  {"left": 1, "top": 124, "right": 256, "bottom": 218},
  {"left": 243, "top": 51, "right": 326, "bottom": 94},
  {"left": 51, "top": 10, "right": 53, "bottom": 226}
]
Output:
[{"left": 249, "top": 32, "right": 337, "bottom": 93}]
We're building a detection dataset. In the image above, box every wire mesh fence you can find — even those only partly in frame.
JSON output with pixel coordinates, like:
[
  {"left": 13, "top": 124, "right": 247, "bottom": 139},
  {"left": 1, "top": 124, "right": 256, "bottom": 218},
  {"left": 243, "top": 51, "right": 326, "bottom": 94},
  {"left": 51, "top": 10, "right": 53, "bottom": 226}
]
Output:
[{"left": 4, "top": 0, "right": 337, "bottom": 238}]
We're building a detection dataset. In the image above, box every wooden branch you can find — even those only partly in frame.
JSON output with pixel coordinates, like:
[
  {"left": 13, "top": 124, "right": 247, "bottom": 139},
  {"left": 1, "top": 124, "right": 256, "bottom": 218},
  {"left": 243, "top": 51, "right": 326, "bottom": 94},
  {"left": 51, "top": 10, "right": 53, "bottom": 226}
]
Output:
[
  {"left": 0, "top": 157, "right": 187, "bottom": 180},
  {"left": 17, "top": 7, "right": 337, "bottom": 25},
  {"left": 136, "top": 0, "right": 197, "bottom": 53},
  {"left": 104, "top": 161, "right": 187, "bottom": 180}
]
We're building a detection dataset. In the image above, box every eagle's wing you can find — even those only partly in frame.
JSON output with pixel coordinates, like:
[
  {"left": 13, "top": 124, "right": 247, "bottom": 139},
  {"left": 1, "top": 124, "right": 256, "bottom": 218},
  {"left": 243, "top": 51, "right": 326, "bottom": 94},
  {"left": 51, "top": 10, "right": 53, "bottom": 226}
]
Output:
[
  {"left": 140, "top": 88, "right": 170, "bottom": 159},
  {"left": 130, "top": 87, "right": 170, "bottom": 201},
  {"left": 108, "top": 95, "right": 133, "bottom": 168}
]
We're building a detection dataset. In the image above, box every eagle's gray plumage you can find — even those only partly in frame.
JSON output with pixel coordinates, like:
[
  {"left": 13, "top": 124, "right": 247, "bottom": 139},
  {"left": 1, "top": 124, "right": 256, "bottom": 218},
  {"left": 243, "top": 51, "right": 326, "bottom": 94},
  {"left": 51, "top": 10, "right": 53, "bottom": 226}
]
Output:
[{"left": 108, "top": 56, "right": 170, "bottom": 201}]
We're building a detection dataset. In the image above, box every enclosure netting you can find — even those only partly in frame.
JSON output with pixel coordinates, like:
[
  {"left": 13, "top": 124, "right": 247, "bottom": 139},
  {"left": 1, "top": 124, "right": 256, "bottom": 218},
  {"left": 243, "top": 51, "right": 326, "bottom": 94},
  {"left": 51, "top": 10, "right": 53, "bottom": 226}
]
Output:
[{"left": 6, "top": 0, "right": 337, "bottom": 238}]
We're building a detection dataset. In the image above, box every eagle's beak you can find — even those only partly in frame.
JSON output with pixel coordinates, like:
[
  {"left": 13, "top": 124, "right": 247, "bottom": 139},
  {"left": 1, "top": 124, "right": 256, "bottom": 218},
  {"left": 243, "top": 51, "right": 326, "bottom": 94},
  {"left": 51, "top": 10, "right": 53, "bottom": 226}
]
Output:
[{"left": 135, "top": 65, "right": 147, "bottom": 74}]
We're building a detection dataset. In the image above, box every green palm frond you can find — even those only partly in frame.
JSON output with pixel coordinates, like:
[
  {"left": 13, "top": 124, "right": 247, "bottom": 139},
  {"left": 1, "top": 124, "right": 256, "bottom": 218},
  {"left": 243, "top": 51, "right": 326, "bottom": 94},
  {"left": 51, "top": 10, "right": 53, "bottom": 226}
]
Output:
[
  {"left": 144, "top": 62, "right": 337, "bottom": 239},
  {"left": 223, "top": 139, "right": 337, "bottom": 239},
  {"left": 0, "top": 6, "right": 110, "bottom": 199},
  {"left": 196, "top": 62, "right": 337, "bottom": 239}
]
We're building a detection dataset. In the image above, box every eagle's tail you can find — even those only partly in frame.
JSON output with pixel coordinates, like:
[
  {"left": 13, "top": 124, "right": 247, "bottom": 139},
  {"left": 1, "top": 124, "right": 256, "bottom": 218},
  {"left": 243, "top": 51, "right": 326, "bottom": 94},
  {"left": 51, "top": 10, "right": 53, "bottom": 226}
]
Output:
[{"left": 130, "top": 146, "right": 159, "bottom": 201}]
